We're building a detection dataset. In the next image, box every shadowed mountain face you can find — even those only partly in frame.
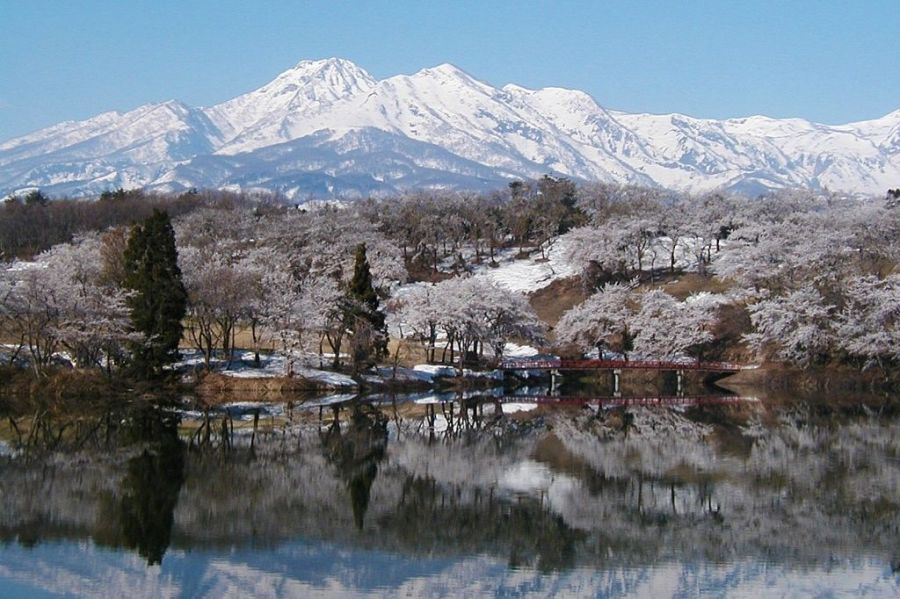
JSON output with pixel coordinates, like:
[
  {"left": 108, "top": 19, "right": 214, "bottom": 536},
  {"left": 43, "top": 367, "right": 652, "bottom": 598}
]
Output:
[
  {"left": 1, "top": 58, "right": 898, "bottom": 199},
  {"left": 0, "top": 396, "right": 897, "bottom": 598}
]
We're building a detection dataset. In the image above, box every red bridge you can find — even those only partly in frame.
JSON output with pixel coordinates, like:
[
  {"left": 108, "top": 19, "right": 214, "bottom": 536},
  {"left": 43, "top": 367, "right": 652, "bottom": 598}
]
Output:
[
  {"left": 497, "top": 394, "right": 758, "bottom": 408},
  {"left": 499, "top": 358, "right": 749, "bottom": 373}
]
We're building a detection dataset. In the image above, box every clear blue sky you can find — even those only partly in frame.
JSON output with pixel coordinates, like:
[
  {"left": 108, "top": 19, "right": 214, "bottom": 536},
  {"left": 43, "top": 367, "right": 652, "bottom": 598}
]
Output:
[{"left": 1, "top": 0, "right": 898, "bottom": 141}]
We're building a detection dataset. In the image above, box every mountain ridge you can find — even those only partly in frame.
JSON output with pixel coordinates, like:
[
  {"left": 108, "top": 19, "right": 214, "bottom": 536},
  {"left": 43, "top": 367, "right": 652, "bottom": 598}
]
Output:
[{"left": 1, "top": 57, "right": 897, "bottom": 198}]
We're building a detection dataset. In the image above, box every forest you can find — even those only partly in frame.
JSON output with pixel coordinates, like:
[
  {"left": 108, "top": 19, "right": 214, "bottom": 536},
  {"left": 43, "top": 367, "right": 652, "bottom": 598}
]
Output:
[{"left": 1, "top": 178, "right": 898, "bottom": 381}]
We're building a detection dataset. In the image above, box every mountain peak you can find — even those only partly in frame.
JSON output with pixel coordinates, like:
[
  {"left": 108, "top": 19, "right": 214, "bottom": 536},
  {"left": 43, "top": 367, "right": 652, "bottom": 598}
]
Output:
[
  {"left": 411, "top": 63, "right": 478, "bottom": 83},
  {"left": 428, "top": 62, "right": 466, "bottom": 74},
  {"left": 153, "top": 99, "right": 193, "bottom": 115},
  {"left": 1, "top": 58, "right": 897, "bottom": 198},
  {"left": 289, "top": 57, "right": 372, "bottom": 80},
  {"left": 204, "top": 57, "right": 375, "bottom": 146},
  {"left": 294, "top": 56, "right": 356, "bottom": 68},
  {"left": 275, "top": 57, "right": 375, "bottom": 93},
  {"left": 502, "top": 83, "right": 533, "bottom": 94}
]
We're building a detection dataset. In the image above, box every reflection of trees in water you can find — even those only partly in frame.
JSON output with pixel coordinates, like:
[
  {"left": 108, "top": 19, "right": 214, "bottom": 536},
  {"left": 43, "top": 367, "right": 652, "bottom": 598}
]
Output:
[
  {"left": 388, "top": 475, "right": 581, "bottom": 572},
  {"left": 418, "top": 396, "right": 507, "bottom": 440},
  {"left": 119, "top": 415, "right": 185, "bottom": 565},
  {"left": 0, "top": 403, "right": 186, "bottom": 565},
  {"left": 4, "top": 395, "right": 185, "bottom": 454},
  {"left": 320, "top": 402, "right": 388, "bottom": 530},
  {"left": 5, "top": 408, "right": 121, "bottom": 453},
  {"left": 1, "top": 398, "right": 897, "bottom": 571}
]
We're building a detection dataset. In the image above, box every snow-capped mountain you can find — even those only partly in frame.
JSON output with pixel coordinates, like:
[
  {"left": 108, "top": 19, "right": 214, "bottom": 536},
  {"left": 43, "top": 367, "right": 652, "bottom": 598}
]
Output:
[{"left": 1, "top": 57, "right": 898, "bottom": 198}]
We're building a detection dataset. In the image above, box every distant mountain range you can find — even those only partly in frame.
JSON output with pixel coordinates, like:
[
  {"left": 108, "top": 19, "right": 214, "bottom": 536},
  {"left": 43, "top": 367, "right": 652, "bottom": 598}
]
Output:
[{"left": 1, "top": 57, "right": 898, "bottom": 199}]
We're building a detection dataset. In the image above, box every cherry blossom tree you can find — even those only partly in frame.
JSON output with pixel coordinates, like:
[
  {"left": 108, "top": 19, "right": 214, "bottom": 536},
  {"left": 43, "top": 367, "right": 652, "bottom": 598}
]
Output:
[
  {"left": 1, "top": 235, "right": 134, "bottom": 374},
  {"left": 631, "top": 290, "right": 721, "bottom": 361},
  {"left": 392, "top": 277, "right": 544, "bottom": 372},
  {"left": 46, "top": 236, "right": 135, "bottom": 372},
  {"left": 554, "top": 282, "right": 637, "bottom": 358},
  {"left": 744, "top": 286, "right": 835, "bottom": 367},
  {"left": 1, "top": 263, "right": 64, "bottom": 374},
  {"left": 388, "top": 284, "right": 444, "bottom": 363},
  {"left": 179, "top": 247, "right": 257, "bottom": 369},
  {"left": 833, "top": 274, "right": 900, "bottom": 369}
]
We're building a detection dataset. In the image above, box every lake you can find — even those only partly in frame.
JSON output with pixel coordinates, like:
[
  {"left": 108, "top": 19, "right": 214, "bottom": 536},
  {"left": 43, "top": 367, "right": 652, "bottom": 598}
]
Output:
[{"left": 0, "top": 388, "right": 897, "bottom": 598}]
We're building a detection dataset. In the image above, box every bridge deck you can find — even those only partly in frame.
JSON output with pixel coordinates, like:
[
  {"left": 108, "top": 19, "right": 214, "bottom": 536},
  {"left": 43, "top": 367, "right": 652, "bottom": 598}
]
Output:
[
  {"left": 498, "top": 394, "right": 758, "bottom": 408},
  {"left": 499, "top": 358, "right": 748, "bottom": 373}
]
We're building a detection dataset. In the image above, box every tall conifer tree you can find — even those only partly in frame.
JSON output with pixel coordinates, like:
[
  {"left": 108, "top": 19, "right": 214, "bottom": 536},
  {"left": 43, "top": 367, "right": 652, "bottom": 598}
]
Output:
[
  {"left": 347, "top": 243, "right": 387, "bottom": 368},
  {"left": 123, "top": 210, "right": 187, "bottom": 375}
]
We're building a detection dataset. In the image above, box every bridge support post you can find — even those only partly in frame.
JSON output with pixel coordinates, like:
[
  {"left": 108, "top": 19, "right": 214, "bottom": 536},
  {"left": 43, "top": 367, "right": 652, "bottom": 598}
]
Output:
[
  {"left": 676, "top": 370, "right": 684, "bottom": 397},
  {"left": 550, "top": 369, "right": 560, "bottom": 395},
  {"left": 613, "top": 369, "right": 621, "bottom": 397}
]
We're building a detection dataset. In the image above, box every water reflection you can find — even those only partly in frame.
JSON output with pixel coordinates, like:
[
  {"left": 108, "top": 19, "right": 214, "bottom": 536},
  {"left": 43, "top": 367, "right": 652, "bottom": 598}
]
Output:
[
  {"left": 1, "top": 403, "right": 186, "bottom": 566},
  {"left": 118, "top": 408, "right": 185, "bottom": 565},
  {"left": 320, "top": 402, "right": 388, "bottom": 530},
  {"left": 0, "top": 390, "right": 897, "bottom": 597}
]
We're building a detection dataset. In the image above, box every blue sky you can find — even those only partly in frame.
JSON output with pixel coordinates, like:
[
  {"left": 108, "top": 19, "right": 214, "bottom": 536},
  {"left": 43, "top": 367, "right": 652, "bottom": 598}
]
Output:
[{"left": 1, "top": 0, "right": 898, "bottom": 141}]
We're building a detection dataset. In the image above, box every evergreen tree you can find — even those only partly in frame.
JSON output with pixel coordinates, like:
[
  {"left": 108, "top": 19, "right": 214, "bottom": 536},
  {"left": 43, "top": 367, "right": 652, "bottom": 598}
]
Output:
[
  {"left": 346, "top": 243, "right": 387, "bottom": 369},
  {"left": 23, "top": 189, "right": 50, "bottom": 207},
  {"left": 123, "top": 210, "right": 187, "bottom": 375}
]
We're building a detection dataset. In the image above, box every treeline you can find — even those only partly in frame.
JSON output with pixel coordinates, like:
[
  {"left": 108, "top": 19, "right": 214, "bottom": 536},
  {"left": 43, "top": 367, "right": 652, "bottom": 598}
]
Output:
[
  {"left": 0, "top": 176, "right": 587, "bottom": 266},
  {"left": 554, "top": 188, "right": 900, "bottom": 370},
  {"left": 2, "top": 179, "right": 898, "bottom": 376},
  {"left": 0, "top": 188, "right": 278, "bottom": 260}
]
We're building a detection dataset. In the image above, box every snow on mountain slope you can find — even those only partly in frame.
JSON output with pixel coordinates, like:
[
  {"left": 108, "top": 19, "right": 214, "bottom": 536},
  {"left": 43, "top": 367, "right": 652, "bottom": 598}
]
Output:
[
  {"left": 0, "top": 100, "right": 222, "bottom": 195},
  {"left": 207, "top": 58, "right": 377, "bottom": 152},
  {"left": 0, "top": 57, "right": 897, "bottom": 198},
  {"left": 839, "top": 109, "right": 900, "bottom": 144},
  {"left": 154, "top": 127, "right": 511, "bottom": 197},
  {"left": 350, "top": 64, "right": 600, "bottom": 177},
  {"left": 0, "top": 100, "right": 220, "bottom": 164},
  {"left": 504, "top": 85, "right": 653, "bottom": 183}
]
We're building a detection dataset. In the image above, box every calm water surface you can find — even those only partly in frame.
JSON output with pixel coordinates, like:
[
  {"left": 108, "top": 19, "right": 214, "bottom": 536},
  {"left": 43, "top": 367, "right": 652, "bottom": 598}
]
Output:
[{"left": 1, "top": 389, "right": 897, "bottom": 598}]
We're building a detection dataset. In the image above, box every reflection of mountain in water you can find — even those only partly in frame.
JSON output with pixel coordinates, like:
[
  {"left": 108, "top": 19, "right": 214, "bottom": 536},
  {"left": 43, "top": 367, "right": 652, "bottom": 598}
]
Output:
[{"left": 0, "top": 398, "right": 897, "bottom": 596}]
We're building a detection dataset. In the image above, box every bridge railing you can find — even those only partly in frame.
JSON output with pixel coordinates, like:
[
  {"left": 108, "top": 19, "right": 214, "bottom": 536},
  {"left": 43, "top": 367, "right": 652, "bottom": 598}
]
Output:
[
  {"left": 499, "top": 358, "right": 748, "bottom": 372},
  {"left": 498, "top": 394, "right": 758, "bottom": 407}
]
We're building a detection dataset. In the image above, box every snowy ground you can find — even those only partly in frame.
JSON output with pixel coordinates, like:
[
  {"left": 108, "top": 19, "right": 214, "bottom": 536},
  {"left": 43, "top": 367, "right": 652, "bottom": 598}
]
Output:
[
  {"left": 503, "top": 342, "right": 540, "bottom": 358},
  {"left": 390, "top": 237, "right": 574, "bottom": 337},
  {"left": 411, "top": 364, "right": 457, "bottom": 378},
  {"left": 174, "top": 350, "right": 358, "bottom": 388},
  {"left": 174, "top": 348, "right": 516, "bottom": 388},
  {"left": 369, "top": 366, "right": 438, "bottom": 383},
  {"left": 470, "top": 237, "right": 576, "bottom": 294}
]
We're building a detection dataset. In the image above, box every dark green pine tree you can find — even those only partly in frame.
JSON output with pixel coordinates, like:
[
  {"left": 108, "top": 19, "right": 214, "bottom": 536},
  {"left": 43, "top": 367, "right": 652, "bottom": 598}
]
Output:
[
  {"left": 347, "top": 243, "right": 387, "bottom": 368},
  {"left": 123, "top": 210, "right": 187, "bottom": 376}
]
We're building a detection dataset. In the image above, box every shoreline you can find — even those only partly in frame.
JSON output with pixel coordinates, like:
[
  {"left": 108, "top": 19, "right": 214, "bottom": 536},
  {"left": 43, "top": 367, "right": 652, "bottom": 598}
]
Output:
[{"left": 1, "top": 361, "right": 897, "bottom": 413}]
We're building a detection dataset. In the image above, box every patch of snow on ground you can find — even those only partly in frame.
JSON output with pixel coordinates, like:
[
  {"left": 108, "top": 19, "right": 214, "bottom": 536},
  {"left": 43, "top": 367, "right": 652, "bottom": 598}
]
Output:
[
  {"left": 173, "top": 350, "right": 357, "bottom": 387},
  {"left": 473, "top": 236, "right": 576, "bottom": 294},
  {"left": 219, "top": 352, "right": 288, "bottom": 378},
  {"left": 374, "top": 366, "right": 436, "bottom": 382},
  {"left": 293, "top": 367, "right": 357, "bottom": 388},
  {"left": 413, "top": 364, "right": 457, "bottom": 377},
  {"left": 501, "top": 402, "right": 538, "bottom": 414},
  {"left": 503, "top": 342, "right": 540, "bottom": 358}
]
